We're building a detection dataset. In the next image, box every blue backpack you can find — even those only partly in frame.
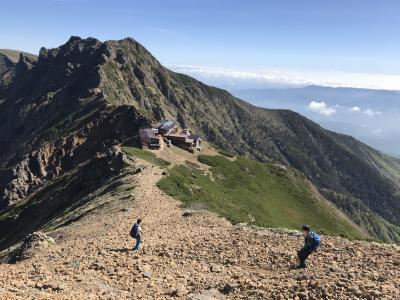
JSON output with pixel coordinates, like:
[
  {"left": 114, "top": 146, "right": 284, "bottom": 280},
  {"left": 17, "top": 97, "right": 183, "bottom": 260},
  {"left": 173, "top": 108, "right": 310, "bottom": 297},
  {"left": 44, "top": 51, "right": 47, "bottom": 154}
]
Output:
[
  {"left": 130, "top": 224, "right": 139, "bottom": 238},
  {"left": 311, "top": 232, "right": 321, "bottom": 248}
]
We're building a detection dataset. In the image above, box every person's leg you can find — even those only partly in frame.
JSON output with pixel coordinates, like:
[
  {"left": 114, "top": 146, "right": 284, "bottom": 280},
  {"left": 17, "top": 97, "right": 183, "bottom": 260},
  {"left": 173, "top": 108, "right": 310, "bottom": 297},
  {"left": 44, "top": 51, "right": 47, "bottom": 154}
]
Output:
[
  {"left": 299, "top": 249, "right": 313, "bottom": 268},
  {"left": 133, "top": 235, "right": 141, "bottom": 251},
  {"left": 298, "top": 248, "right": 313, "bottom": 267},
  {"left": 298, "top": 249, "right": 306, "bottom": 267}
]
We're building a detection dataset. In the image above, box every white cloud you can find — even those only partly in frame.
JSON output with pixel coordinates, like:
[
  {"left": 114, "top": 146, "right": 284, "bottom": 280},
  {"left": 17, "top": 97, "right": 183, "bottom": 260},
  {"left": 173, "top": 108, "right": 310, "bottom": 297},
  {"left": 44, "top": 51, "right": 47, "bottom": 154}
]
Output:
[
  {"left": 308, "top": 101, "right": 337, "bottom": 116},
  {"left": 350, "top": 106, "right": 361, "bottom": 112},
  {"left": 169, "top": 64, "right": 400, "bottom": 91},
  {"left": 364, "top": 108, "right": 382, "bottom": 116}
]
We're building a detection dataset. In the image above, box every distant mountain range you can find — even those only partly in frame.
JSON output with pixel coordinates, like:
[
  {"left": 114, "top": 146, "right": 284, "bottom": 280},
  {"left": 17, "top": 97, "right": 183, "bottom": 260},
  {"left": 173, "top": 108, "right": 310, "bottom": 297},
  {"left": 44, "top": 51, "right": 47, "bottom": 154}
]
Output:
[
  {"left": 0, "top": 37, "right": 399, "bottom": 246},
  {"left": 232, "top": 86, "right": 400, "bottom": 157}
]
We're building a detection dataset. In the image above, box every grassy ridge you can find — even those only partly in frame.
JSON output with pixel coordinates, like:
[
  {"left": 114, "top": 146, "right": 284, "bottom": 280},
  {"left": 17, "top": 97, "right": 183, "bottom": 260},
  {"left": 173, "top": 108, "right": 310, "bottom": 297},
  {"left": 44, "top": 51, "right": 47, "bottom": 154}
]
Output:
[{"left": 158, "top": 155, "right": 365, "bottom": 239}]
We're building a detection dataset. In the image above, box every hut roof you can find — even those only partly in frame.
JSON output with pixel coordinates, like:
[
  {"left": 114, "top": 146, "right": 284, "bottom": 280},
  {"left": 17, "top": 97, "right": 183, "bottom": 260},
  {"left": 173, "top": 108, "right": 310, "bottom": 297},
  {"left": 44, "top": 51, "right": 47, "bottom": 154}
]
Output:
[{"left": 159, "top": 120, "right": 176, "bottom": 132}]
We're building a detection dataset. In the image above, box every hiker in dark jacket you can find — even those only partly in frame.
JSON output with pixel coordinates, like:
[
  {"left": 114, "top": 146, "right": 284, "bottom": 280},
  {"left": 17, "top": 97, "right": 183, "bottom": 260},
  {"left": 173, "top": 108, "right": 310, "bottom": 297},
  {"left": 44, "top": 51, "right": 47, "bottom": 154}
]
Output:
[
  {"left": 297, "top": 225, "right": 321, "bottom": 268},
  {"left": 130, "top": 218, "right": 143, "bottom": 251}
]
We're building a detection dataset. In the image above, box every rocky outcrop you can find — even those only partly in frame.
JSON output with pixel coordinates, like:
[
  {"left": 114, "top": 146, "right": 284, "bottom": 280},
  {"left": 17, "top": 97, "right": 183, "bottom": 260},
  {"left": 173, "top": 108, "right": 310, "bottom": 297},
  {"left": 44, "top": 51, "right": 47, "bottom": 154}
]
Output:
[
  {"left": 9, "top": 232, "right": 55, "bottom": 263},
  {"left": 16, "top": 53, "right": 37, "bottom": 73}
]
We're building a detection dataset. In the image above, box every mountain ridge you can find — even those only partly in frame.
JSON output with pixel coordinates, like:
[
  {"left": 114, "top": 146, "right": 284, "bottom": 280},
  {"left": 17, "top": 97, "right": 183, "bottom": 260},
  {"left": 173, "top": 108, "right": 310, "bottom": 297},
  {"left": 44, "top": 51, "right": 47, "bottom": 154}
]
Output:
[
  {"left": 0, "top": 36, "right": 399, "bottom": 242},
  {"left": 231, "top": 85, "right": 400, "bottom": 157}
]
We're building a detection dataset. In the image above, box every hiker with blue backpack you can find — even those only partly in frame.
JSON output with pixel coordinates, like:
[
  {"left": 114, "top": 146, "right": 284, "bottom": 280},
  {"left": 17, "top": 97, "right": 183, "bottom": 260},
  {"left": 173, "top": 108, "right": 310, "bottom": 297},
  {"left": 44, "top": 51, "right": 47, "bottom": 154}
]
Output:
[
  {"left": 297, "top": 225, "right": 321, "bottom": 268},
  {"left": 130, "top": 218, "right": 143, "bottom": 251}
]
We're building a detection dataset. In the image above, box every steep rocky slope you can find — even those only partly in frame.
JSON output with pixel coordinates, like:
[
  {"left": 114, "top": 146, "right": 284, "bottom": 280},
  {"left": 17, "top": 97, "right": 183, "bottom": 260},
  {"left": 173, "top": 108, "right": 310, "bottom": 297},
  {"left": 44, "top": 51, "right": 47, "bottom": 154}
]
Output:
[
  {"left": 0, "top": 38, "right": 148, "bottom": 211},
  {"left": 0, "top": 157, "right": 399, "bottom": 299},
  {"left": 0, "top": 36, "right": 399, "bottom": 243}
]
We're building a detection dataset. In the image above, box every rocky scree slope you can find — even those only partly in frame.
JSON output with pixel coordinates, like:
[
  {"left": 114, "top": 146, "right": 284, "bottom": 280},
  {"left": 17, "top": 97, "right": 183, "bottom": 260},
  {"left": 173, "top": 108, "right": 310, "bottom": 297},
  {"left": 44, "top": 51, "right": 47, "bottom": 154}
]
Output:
[
  {"left": 0, "top": 36, "right": 400, "bottom": 243},
  {"left": 0, "top": 158, "right": 399, "bottom": 299}
]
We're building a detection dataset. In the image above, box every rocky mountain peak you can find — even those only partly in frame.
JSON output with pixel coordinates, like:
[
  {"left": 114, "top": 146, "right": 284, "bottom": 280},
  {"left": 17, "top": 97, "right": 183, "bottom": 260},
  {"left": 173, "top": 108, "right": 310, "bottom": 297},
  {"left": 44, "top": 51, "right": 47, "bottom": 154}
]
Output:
[
  {"left": 37, "top": 36, "right": 103, "bottom": 72},
  {"left": 35, "top": 36, "right": 155, "bottom": 71}
]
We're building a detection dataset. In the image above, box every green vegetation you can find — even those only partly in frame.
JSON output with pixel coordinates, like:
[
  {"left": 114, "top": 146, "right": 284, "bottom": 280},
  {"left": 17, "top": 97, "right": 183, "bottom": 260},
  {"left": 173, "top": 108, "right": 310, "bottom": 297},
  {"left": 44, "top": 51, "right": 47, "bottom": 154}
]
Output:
[
  {"left": 102, "top": 61, "right": 135, "bottom": 106},
  {"left": 158, "top": 155, "right": 364, "bottom": 239},
  {"left": 122, "top": 146, "right": 171, "bottom": 168},
  {"left": 125, "top": 184, "right": 138, "bottom": 191},
  {"left": 218, "top": 150, "right": 235, "bottom": 158}
]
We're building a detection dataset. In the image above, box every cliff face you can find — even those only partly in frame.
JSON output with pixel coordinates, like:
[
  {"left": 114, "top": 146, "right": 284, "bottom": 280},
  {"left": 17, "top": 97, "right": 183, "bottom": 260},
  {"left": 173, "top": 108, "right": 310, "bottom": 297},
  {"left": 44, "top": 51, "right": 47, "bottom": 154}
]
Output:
[
  {"left": 0, "top": 38, "right": 150, "bottom": 209},
  {"left": 0, "top": 36, "right": 399, "bottom": 242}
]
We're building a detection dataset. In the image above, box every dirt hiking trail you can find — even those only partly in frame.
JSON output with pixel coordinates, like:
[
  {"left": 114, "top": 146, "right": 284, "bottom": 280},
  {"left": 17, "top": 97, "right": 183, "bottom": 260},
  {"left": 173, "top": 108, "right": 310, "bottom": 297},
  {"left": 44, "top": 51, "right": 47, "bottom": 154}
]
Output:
[{"left": 0, "top": 157, "right": 399, "bottom": 299}]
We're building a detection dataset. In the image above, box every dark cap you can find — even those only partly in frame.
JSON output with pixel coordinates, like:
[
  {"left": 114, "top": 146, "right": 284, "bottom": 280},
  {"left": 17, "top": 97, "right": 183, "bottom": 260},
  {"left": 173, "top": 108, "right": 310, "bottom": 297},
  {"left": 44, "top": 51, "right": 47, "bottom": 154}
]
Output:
[{"left": 302, "top": 225, "right": 311, "bottom": 232}]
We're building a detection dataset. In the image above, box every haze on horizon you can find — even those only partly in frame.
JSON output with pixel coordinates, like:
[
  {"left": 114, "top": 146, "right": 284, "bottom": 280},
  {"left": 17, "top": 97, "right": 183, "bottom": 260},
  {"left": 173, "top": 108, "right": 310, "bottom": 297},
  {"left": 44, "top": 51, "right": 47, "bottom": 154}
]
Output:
[
  {"left": 2, "top": 0, "right": 400, "bottom": 90},
  {"left": 1, "top": 0, "right": 399, "bottom": 155}
]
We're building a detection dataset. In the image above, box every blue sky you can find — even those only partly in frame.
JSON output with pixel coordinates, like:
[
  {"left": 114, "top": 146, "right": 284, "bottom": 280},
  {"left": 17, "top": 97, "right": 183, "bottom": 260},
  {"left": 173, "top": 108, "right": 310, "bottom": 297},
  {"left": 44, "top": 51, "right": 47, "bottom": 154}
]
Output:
[{"left": 1, "top": 0, "right": 400, "bottom": 89}]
